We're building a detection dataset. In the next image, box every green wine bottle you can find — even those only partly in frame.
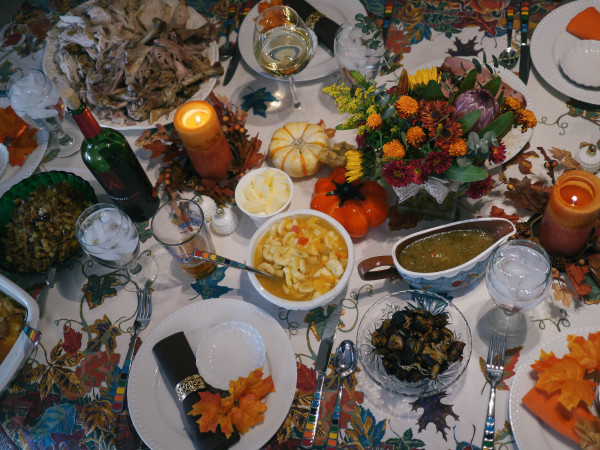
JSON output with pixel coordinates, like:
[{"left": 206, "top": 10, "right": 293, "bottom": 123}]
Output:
[{"left": 63, "top": 90, "right": 159, "bottom": 223}]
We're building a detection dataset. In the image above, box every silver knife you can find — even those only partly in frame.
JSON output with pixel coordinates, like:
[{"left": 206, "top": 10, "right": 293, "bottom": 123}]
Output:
[
  {"left": 300, "top": 301, "right": 343, "bottom": 449},
  {"left": 223, "top": 43, "right": 240, "bottom": 86},
  {"left": 223, "top": 1, "right": 251, "bottom": 86},
  {"left": 518, "top": 1, "right": 530, "bottom": 84}
]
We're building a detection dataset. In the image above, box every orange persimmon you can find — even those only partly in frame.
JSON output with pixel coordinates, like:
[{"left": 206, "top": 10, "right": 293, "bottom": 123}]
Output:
[{"left": 310, "top": 167, "right": 388, "bottom": 239}]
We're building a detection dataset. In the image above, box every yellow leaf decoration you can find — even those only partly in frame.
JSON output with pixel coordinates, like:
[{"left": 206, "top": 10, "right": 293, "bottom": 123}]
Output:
[
  {"left": 536, "top": 356, "right": 595, "bottom": 411},
  {"left": 568, "top": 332, "right": 600, "bottom": 372},
  {"left": 229, "top": 395, "right": 268, "bottom": 434},
  {"left": 189, "top": 368, "right": 276, "bottom": 438},
  {"left": 531, "top": 332, "right": 600, "bottom": 411}
]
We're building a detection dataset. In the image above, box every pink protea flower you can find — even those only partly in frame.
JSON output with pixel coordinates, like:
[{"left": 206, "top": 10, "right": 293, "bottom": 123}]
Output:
[{"left": 451, "top": 88, "right": 499, "bottom": 132}]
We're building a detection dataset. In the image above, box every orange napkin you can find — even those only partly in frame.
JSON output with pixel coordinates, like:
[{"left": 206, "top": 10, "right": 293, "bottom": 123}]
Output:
[
  {"left": 567, "top": 7, "right": 600, "bottom": 41},
  {"left": 522, "top": 386, "right": 596, "bottom": 444}
]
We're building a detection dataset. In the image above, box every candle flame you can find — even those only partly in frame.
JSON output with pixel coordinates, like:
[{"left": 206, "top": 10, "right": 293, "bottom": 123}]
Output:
[
  {"left": 196, "top": 115, "right": 201, "bottom": 126},
  {"left": 571, "top": 195, "right": 578, "bottom": 206}
]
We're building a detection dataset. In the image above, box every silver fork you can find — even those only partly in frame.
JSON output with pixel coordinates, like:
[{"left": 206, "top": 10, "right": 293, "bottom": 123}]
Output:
[
  {"left": 482, "top": 334, "right": 506, "bottom": 450},
  {"left": 111, "top": 281, "right": 153, "bottom": 413}
]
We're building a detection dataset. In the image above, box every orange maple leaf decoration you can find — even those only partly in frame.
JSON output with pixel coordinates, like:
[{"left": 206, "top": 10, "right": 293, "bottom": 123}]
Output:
[
  {"left": 9, "top": 128, "right": 38, "bottom": 166},
  {"left": 0, "top": 106, "right": 37, "bottom": 166},
  {"left": 531, "top": 332, "right": 600, "bottom": 411},
  {"left": 188, "top": 368, "right": 275, "bottom": 438}
]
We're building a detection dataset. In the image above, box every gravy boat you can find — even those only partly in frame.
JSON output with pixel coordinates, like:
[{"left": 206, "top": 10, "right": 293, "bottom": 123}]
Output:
[{"left": 358, "top": 218, "right": 517, "bottom": 292}]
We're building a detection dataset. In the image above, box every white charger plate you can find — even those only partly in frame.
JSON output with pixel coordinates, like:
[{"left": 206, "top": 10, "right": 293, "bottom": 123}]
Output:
[
  {"left": 413, "top": 59, "right": 535, "bottom": 169},
  {"left": 238, "top": 0, "right": 366, "bottom": 82},
  {"left": 0, "top": 98, "right": 49, "bottom": 196},
  {"left": 128, "top": 298, "right": 296, "bottom": 450},
  {"left": 43, "top": 0, "right": 218, "bottom": 130},
  {"left": 531, "top": 0, "right": 600, "bottom": 104},
  {"left": 509, "top": 327, "right": 597, "bottom": 450}
]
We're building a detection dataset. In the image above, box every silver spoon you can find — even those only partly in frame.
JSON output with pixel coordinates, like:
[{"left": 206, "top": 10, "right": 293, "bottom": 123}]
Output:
[
  {"left": 499, "top": 3, "right": 519, "bottom": 69},
  {"left": 327, "top": 340, "right": 358, "bottom": 449},
  {"left": 219, "top": 4, "right": 237, "bottom": 61}
]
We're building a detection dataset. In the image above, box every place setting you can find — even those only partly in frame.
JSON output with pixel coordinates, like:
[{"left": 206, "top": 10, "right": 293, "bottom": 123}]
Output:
[{"left": 3, "top": 0, "right": 600, "bottom": 449}]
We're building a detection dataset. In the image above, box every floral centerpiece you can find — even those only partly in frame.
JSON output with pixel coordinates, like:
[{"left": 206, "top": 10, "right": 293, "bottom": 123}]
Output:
[{"left": 323, "top": 56, "right": 537, "bottom": 217}]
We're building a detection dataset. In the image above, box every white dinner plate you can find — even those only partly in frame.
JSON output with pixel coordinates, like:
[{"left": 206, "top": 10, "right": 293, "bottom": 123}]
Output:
[
  {"left": 43, "top": 0, "right": 218, "bottom": 130},
  {"left": 0, "top": 98, "right": 48, "bottom": 196},
  {"left": 238, "top": 0, "right": 366, "bottom": 82},
  {"left": 128, "top": 298, "right": 297, "bottom": 450},
  {"left": 530, "top": 0, "right": 600, "bottom": 104},
  {"left": 414, "top": 59, "right": 534, "bottom": 169},
  {"left": 509, "top": 327, "right": 597, "bottom": 450}
]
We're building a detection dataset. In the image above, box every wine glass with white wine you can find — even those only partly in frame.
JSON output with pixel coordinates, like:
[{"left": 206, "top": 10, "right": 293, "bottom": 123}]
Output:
[{"left": 253, "top": 5, "right": 314, "bottom": 109}]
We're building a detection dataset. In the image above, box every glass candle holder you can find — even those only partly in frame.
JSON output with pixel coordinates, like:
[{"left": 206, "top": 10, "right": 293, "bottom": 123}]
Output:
[{"left": 538, "top": 169, "right": 600, "bottom": 257}]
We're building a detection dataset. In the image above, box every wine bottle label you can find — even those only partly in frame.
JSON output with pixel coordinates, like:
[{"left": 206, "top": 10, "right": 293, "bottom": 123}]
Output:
[{"left": 92, "top": 168, "right": 142, "bottom": 204}]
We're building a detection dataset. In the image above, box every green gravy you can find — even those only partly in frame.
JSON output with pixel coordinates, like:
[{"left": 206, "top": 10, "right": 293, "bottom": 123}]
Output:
[{"left": 397, "top": 229, "right": 495, "bottom": 273}]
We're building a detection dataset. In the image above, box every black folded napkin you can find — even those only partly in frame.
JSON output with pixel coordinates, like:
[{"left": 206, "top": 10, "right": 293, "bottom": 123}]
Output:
[
  {"left": 287, "top": 0, "right": 340, "bottom": 52},
  {"left": 153, "top": 331, "right": 240, "bottom": 450}
]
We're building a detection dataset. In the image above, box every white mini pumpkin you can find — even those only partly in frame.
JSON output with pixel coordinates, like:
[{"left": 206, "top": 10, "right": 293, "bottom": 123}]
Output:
[{"left": 268, "top": 122, "right": 330, "bottom": 178}]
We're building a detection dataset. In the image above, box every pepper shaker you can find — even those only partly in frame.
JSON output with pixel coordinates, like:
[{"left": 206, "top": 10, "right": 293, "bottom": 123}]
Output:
[
  {"left": 576, "top": 141, "right": 600, "bottom": 173},
  {"left": 211, "top": 206, "right": 238, "bottom": 235}
]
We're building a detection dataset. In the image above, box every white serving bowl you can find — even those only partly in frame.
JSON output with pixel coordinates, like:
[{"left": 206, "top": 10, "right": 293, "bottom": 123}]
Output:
[
  {"left": 235, "top": 167, "right": 293, "bottom": 226},
  {"left": 560, "top": 40, "right": 600, "bottom": 88},
  {"left": 0, "top": 273, "right": 40, "bottom": 393},
  {"left": 246, "top": 209, "right": 354, "bottom": 310}
]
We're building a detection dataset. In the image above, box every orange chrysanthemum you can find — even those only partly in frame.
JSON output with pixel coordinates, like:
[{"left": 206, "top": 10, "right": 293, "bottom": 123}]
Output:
[
  {"left": 395, "top": 95, "right": 419, "bottom": 119},
  {"left": 515, "top": 109, "right": 537, "bottom": 132},
  {"left": 447, "top": 139, "right": 467, "bottom": 157},
  {"left": 405, "top": 126, "right": 426, "bottom": 147},
  {"left": 383, "top": 139, "right": 406, "bottom": 158},
  {"left": 502, "top": 96, "right": 522, "bottom": 112},
  {"left": 366, "top": 113, "right": 383, "bottom": 130}
]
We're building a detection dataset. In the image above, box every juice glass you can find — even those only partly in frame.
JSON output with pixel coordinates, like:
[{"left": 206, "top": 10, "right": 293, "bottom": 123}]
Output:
[{"left": 150, "top": 199, "right": 217, "bottom": 279}]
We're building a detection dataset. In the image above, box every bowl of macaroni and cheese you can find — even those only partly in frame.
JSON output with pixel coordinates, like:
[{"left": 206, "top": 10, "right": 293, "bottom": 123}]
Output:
[{"left": 246, "top": 209, "right": 354, "bottom": 310}]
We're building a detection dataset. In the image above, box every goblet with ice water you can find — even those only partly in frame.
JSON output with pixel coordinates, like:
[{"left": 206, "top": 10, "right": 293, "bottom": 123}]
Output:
[
  {"left": 75, "top": 203, "right": 158, "bottom": 290},
  {"left": 334, "top": 18, "right": 383, "bottom": 86},
  {"left": 6, "top": 69, "right": 81, "bottom": 158},
  {"left": 485, "top": 239, "right": 552, "bottom": 336}
]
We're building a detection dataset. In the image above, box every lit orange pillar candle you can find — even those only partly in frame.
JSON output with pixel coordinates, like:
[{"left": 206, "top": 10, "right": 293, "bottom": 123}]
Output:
[
  {"left": 173, "top": 101, "right": 233, "bottom": 180},
  {"left": 538, "top": 170, "right": 600, "bottom": 257}
]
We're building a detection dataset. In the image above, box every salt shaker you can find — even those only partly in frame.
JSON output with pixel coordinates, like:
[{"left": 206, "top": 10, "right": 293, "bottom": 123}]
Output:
[
  {"left": 192, "top": 195, "right": 217, "bottom": 222},
  {"left": 211, "top": 206, "right": 238, "bottom": 235},
  {"left": 576, "top": 142, "right": 600, "bottom": 173}
]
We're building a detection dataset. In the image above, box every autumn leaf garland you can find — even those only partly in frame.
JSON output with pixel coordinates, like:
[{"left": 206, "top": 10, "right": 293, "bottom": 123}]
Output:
[{"left": 188, "top": 368, "right": 275, "bottom": 438}]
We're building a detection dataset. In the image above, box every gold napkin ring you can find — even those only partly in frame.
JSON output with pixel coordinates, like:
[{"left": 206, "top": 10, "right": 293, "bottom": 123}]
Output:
[
  {"left": 175, "top": 374, "right": 206, "bottom": 402},
  {"left": 306, "top": 11, "right": 324, "bottom": 30}
]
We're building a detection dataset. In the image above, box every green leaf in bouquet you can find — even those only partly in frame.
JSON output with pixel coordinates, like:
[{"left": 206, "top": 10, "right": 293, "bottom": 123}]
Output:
[
  {"left": 381, "top": 105, "right": 396, "bottom": 120},
  {"left": 457, "top": 69, "right": 477, "bottom": 95},
  {"left": 483, "top": 76, "right": 502, "bottom": 97},
  {"left": 456, "top": 110, "right": 482, "bottom": 134},
  {"left": 478, "top": 111, "right": 514, "bottom": 139},
  {"left": 445, "top": 162, "right": 489, "bottom": 182},
  {"left": 423, "top": 79, "right": 445, "bottom": 100}
]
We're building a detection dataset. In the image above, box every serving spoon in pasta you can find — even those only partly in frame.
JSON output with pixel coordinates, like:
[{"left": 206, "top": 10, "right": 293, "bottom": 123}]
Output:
[{"left": 186, "top": 250, "right": 278, "bottom": 280}]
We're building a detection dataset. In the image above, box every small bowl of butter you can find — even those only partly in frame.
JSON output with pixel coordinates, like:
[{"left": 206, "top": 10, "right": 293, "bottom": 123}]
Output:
[{"left": 235, "top": 167, "right": 293, "bottom": 226}]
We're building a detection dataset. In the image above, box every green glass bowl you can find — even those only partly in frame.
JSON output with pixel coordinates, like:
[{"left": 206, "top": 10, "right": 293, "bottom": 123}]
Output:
[{"left": 0, "top": 171, "right": 98, "bottom": 275}]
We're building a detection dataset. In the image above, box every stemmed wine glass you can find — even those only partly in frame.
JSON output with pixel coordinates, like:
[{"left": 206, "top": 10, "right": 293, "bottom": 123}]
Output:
[
  {"left": 334, "top": 18, "right": 384, "bottom": 86},
  {"left": 253, "top": 5, "right": 314, "bottom": 109},
  {"left": 485, "top": 239, "right": 552, "bottom": 337},
  {"left": 75, "top": 203, "right": 158, "bottom": 290},
  {"left": 6, "top": 69, "right": 82, "bottom": 158}
]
